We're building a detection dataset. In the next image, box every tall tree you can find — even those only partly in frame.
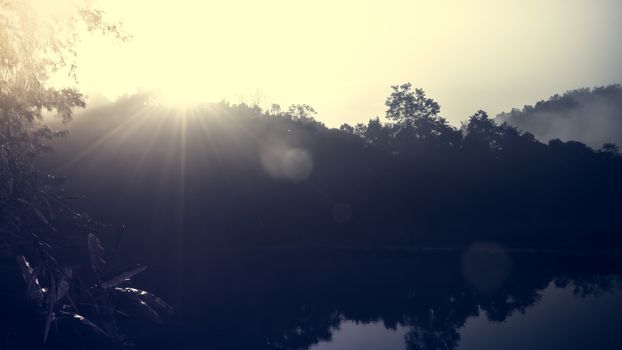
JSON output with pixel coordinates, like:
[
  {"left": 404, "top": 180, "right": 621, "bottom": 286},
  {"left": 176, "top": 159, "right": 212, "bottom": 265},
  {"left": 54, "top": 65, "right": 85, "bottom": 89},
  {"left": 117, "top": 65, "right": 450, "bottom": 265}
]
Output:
[
  {"left": 385, "top": 83, "right": 460, "bottom": 150},
  {"left": 1, "top": 0, "right": 125, "bottom": 251},
  {"left": 385, "top": 83, "right": 440, "bottom": 123}
]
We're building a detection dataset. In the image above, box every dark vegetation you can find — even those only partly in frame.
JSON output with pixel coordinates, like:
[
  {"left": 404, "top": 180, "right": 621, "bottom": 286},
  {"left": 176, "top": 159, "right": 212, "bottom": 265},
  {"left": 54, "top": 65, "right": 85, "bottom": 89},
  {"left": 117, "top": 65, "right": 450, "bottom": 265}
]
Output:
[
  {"left": 1, "top": 2, "right": 171, "bottom": 347},
  {"left": 3, "top": 80, "right": 622, "bottom": 348},
  {"left": 39, "top": 84, "right": 622, "bottom": 253}
]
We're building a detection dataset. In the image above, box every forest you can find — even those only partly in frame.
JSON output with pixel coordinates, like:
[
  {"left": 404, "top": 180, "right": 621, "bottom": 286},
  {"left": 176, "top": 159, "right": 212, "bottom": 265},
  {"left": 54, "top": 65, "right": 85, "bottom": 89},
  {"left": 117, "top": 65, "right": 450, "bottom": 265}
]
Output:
[{"left": 33, "top": 84, "right": 622, "bottom": 251}]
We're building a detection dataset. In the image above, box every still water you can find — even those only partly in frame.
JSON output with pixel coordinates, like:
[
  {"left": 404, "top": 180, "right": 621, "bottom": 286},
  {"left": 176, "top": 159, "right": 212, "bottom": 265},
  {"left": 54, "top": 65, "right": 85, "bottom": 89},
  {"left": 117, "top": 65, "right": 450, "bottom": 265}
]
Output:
[
  {"left": 132, "top": 246, "right": 622, "bottom": 350},
  {"left": 311, "top": 281, "right": 622, "bottom": 350}
]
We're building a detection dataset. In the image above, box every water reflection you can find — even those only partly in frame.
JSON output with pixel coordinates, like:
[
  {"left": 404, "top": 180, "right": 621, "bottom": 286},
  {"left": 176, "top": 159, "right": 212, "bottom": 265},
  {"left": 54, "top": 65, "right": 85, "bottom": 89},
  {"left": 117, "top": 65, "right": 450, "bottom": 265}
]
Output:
[{"left": 133, "top": 249, "right": 622, "bottom": 350}]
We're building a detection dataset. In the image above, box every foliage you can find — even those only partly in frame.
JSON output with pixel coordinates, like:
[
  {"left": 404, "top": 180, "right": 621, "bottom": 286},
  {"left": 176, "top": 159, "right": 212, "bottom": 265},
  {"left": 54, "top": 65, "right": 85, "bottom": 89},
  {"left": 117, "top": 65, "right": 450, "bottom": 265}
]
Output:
[
  {"left": 340, "top": 84, "right": 621, "bottom": 158},
  {"left": 0, "top": 0, "right": 122, "bottom": 251},
  {"left": 385, "top": 83, "right": 440, "bottom": 123},
  {"left": 269, "top": 103, "right": 324, "bottom": 127},
  {"left": 42, "top": 88, "right": 622, "bottom": 253},
  {"left": 12, "top": 232, "right": 172, "bottom": 347},
  {"left": 1, "top": 1, "right": 170, "bottom": 347},
  {"left": 340, "top": 84, "right": 464, "bottom": 153}
]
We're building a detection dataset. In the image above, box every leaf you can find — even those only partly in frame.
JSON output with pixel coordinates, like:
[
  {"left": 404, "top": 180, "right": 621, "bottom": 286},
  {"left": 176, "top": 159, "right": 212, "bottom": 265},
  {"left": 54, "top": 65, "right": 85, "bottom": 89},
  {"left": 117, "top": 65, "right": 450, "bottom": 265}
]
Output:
[
  {"left": 115, "top": 288, "right": 173, "bottom": 314},
  {"left": 100, "top": 265, "right": 147, "bottom": 288},
  {"left": 59, "top": 311, "right": 109, "bottom": 338},
  {"left": 87, "top": 234, "right": 106, "bottom": 278},
  {"left": 16, "top": 255, "right": 34, "bottom": 281},
  {"left": 15, "top": 199, "right": 57, "bottom": 231},
  {"left": 114, "top": 287, "right": 174, "bottom": 323},
  {"left": 137, "top": 299, "right": 162, "bottom": 323},
  {"left": 27, "top": 264, "right": 46, "bottom": 303},
  {"left": 55, "top": 267, "right": 72, "bottom": 303},
  {"left": 145, "top": 294, "right": 174, "bottom": 315},
  {"left": 44, "top": 274, "right": 57, "bottom": 343},
  {"left": 34, "top": 207, "right": 51, "bottom": 226},
  {"left": 16, "top": 255, "right": 45, "bottom": 302}
]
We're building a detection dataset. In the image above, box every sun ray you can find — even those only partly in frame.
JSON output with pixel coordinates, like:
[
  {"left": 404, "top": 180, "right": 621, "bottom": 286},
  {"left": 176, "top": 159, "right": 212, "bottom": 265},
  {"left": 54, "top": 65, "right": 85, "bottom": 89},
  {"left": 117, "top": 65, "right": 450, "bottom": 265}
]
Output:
[{"left": 55, "top": 101, "right": 156, "bottom": 172}]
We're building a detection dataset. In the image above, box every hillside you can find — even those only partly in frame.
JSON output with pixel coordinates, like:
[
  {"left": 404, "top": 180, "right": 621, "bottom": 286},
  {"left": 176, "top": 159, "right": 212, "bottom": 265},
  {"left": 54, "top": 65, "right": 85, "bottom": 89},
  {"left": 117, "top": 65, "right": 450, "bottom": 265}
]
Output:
[{"left": 37, "top": 89, "right": 622, "bottom": 255}]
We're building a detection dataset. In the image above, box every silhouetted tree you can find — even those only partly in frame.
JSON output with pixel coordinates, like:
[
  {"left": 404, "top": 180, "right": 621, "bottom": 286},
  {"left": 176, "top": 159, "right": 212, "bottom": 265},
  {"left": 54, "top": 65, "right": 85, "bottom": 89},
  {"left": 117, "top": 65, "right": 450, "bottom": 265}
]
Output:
[
  {"left": 339, "top": 123, "right": 354, "bottom": 134},
  {"left": 1, "top": 0, "right": 126, "bottom": 252},
  {"left": 381, "top": 84, "right": 462, "bottom": 155},
  {"left": 362, "top": 117, "right": 390, "bottom": 147},
  {"left": 1, "top": 3, "right": 171, "bottom": 348},
  {"left": 463, "top": 110, "right": 501, "bottom": 152},
  {"left": 385, "top": 83, "right": 440, "bottom": 124},
  {"left": 600, "top": 142, "right": 620, "bottom": 156}
]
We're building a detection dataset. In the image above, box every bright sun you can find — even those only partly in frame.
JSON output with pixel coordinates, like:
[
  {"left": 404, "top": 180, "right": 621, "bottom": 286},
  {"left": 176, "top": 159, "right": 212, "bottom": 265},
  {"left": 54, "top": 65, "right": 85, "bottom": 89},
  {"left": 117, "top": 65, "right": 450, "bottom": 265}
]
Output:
[
  {"left": 155, "top": 84, "right": 214, "bottom": 109},
  {"left": 65, "top": 0, "right": 622, "bottom": 126}
]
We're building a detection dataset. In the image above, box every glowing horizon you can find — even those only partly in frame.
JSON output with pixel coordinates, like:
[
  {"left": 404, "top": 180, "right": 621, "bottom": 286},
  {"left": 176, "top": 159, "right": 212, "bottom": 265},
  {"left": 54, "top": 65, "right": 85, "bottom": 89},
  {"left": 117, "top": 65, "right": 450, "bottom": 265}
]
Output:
[{"left": 65, "top": 0, "right": 622, "bottom": 126}]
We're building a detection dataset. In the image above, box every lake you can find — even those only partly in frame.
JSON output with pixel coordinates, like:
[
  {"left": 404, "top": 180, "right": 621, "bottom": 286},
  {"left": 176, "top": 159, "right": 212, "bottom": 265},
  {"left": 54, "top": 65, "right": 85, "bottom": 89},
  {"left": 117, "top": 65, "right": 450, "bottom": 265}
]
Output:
[
  {"left": 120, "top": 246, "right": 622, "bottom": 350},
  {"left": 311, "top": 280, "right": 622, "bottom": 350}
]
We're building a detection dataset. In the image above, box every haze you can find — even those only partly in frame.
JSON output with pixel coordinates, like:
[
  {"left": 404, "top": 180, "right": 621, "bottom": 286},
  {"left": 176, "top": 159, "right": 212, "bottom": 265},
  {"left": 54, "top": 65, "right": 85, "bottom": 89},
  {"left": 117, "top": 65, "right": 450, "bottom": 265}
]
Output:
[{"left": 72, "top": 0, "right": 622, "bottom": 126}]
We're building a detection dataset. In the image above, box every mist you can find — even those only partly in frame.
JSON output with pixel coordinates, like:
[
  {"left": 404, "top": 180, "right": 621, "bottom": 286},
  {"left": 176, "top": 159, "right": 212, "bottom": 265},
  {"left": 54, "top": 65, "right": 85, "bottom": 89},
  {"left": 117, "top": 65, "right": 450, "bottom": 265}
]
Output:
[{"left": 496, "top": 85, "right": 622, "bottom": 149}]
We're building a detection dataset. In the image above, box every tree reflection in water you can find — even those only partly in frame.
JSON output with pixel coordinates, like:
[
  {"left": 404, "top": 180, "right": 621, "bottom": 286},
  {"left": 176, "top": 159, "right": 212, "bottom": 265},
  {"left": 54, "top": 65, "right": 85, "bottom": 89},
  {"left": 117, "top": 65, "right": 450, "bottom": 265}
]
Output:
[{"left": 126, "top": 247, "right": 622, "bottom": 350}]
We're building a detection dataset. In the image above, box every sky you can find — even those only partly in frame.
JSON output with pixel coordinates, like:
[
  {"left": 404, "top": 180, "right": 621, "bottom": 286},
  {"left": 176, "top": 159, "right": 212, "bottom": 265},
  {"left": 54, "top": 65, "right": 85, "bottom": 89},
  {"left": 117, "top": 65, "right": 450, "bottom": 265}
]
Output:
[{"left": 72, "top": 0, "right": 622, "bottom": 126}]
